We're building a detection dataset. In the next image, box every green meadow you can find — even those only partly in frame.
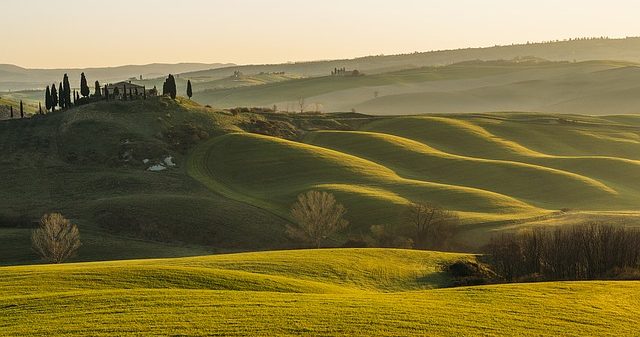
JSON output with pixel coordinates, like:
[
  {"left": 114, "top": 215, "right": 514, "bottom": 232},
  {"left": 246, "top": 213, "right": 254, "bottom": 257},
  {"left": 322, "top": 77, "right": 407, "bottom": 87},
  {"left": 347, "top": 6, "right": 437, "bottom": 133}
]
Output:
[{"left": 1, "top": 249, "right": 639, "bottom": 336}]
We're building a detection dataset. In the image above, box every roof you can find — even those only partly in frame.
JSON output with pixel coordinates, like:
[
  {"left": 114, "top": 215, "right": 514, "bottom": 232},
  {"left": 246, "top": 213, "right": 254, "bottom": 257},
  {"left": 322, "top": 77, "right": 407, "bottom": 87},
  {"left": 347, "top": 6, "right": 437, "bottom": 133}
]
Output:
[{"left": 106, "top": 81, "right": 145, "bottom": 90}]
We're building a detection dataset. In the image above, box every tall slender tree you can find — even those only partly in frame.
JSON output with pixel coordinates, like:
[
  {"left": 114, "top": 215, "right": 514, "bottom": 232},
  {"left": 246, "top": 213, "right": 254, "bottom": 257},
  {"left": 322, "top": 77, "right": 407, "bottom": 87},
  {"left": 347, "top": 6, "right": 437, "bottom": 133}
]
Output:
[
  {"left": 45, "top": 86, "right": 52, "bottom": 112},
  {"left": 143, "top": 86, "right": 146, "bottom": 99},
  {"left": 94, "top": 81, "right": 101, "bottom": 97},
  {"left": 186, "top": 80, "right": 193, "bottom": 99},
  {"left": 10, "top": 106, "right": 13, "bottom": 118},
  {"left": 80, "top": 73, "right": 90, "bottom": 97},
  {"left": 104, "top": 85, "right": 109, "bottom": 101},
  {"left": 63, "top": 74, "right": 71, "bottom": 108},
  {"left": 51, "top": 84, "right": 58, "bottom": 112},
  {"left": 123, "top": 84, "right": 127, "bottom": 100},
  {"left": 20, "top": 100, "right": 24, "bottom": 118},
  {"left": 58, "top": 82, "right": 64, "bottom": 110},
  {"left": 39, "top": 102, "right": 42, "bottom": 115}
]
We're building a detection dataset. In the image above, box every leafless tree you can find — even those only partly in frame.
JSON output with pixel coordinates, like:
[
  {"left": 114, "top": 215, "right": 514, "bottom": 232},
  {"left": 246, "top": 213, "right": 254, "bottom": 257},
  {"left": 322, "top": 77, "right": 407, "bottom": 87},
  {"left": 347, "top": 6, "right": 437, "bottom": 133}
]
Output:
[
  {"left": 298, "top": 97, "right": 306, "bottom": 114},
  {"left": 287, "top": 191, "right": 349, "bottom": 248},
  {"left": 407, "top": 202, "right": 459, "bottom": 250},
  {"left": 32, "top": 213, "right": 81, "bottom": 263}
]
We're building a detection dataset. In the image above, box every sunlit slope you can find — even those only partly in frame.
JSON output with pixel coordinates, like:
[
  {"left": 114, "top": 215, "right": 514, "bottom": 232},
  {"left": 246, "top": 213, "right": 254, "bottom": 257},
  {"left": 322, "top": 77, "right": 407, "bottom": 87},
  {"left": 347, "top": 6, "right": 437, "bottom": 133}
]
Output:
[
  {"left": 304, "top": 130, "right": 617, "bottom": 209},
  {"left": 188, "top": 133, "right": 541, "bottom": 228},
  {"left": 1, "top": 249, "right": 638, "bottom": 336},
  {"left": 362, "top": 114, "right": 640, "bottom": 209}
]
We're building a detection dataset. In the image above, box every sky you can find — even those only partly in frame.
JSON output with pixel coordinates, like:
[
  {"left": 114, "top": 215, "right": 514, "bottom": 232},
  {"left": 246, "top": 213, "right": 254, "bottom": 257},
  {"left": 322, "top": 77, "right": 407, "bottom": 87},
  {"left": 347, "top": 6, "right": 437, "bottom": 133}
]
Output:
[{"left": 2, "top": 0, "right": 640, "bottom": 68}]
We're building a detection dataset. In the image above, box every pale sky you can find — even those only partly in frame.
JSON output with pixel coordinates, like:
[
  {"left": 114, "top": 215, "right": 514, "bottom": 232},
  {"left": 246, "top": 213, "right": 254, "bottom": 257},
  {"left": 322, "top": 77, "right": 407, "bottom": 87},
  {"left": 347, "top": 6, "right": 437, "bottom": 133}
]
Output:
[{"left": 3, "top": 0, "right": 640, "bottom": 68}]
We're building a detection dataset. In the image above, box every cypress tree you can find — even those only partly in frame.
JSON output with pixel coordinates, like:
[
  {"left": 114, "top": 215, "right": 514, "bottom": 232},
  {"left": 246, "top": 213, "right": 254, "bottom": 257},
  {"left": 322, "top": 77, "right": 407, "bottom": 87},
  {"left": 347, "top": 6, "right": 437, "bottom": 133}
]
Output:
[
  {"left": 45, "top": 86, "right": 52, "bottom": 112},
  {"left": 10, "top": 106, "right": 13, "bottom": 118},
  {"left": 94, "top": 81, "right": 101, "bottom": 97},
  {"left": 105, "top": 85, "right": 109, "bottom": 101},
  {"left": 186, "top": 80, "right": 193, "bottom": 99},
  {"left": 143, "top": 86, "right": 146, "bottom": 99},
  {"left": 58, "top": 82, "right": 64, "bottom": 109},
  {"left": 80, "top": 72, "right": 90, "bottom": 97},
  {"left": 51, "top": 84, "right": 58, "bottom": 112},
  {"left": 167, "top": 74, "right": 177, "bottom": 99},
  {"left": 63, "top": 74, "right": 71, "bottom": 108},
  {"left": 20, "top": 100, "right": 24, "bottom": 118},
  {"left": 39, "top": 102, "right": 42, "bottom": 115}
]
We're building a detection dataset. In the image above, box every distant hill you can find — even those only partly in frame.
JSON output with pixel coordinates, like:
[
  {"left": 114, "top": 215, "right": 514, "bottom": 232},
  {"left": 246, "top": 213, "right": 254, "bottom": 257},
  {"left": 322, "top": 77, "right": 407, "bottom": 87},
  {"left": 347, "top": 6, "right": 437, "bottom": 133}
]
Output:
[
  {"left": 191, "top": 59, "right": 640, "bottom": 115},
  {"left": 0, "top": 62, "right": 234, "bottom": 91},
  {"left": 181, "top": 37, "right": 640, "bottom": 80}
]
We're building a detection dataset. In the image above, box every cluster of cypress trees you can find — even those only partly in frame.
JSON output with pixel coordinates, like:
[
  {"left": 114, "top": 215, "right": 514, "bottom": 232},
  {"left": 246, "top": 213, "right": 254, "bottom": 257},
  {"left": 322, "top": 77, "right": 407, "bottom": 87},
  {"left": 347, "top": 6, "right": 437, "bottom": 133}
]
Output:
[
  {"left": 44, "top": 73, "right": 74, "bottom": 113},
  {"left": 162, "top": 74, "right": 177, "bottom": 99}
]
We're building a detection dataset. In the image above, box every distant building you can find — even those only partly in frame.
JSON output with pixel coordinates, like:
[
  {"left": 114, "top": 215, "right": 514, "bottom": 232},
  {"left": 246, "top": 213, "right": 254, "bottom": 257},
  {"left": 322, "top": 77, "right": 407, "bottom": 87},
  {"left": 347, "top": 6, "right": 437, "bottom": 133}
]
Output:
[{"left": 104, "top": 81, "right": 155, "bottom": 98}]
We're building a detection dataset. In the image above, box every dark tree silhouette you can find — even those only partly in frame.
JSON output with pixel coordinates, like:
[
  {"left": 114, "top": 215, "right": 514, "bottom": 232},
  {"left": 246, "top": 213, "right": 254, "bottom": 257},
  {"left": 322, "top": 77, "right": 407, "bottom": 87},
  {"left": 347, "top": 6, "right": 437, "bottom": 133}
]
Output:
[
  {"left": 143, "top": 86, "right": 147, "bottom": 99},
  {"left": 104, "top": 85, "right": 109, "bottom": 101},
  {"left": 58, "top": 82, "right": 64, "bottom": 109},
  {"left": 63, "top": 74, "right": 71, "bottom": 108},
  {"left": 9, "top": 106, "right": 13, "bottom": 118},
  {"left": 45, "top": 86, "right": 52, "bottom": 112},
  {"left": 123, "top": 85, "right": 127, "bottom": 100},
  {"left": 51, "top": 84, "right": 58, "bottom": 112},
  {"left": 39, "top": 102, "right": 42, "bottom": 115},
  {"left": 163, "top": 74, "right": 177, "bottom": 99},
  {"left": 186, "top": 80, "right": 193, "bottom": 99},
  {"left": 94, "top": 81, "right": 101, "bottom": 97},
  {"left": 80, "top": 72, "right": 90, "bottom": 98},
  {"left": 20, "top": 100, "right": 24, "bottom": 118}
]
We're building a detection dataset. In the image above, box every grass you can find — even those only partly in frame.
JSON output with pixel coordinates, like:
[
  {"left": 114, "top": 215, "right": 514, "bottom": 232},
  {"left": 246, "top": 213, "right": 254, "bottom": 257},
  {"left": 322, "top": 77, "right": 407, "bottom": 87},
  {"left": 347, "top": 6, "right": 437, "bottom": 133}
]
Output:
[
  {"left": 5, "top": 97, "right": 640, "bottom": 264},
  {"left": 0, "top": 248, "right": 638, "bottom": 336}
]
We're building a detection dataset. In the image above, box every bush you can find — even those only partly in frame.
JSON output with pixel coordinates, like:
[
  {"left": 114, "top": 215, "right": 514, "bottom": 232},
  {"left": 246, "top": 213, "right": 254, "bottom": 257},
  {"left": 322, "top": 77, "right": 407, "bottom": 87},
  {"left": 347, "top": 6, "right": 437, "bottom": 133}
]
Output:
[
  {"left": 31, "top": 213, "right": 81, "bottom": 263},
  {"left": 287, "top": 191, "right": 349, "bottom": 248},
  {"left": 443, "top": 260, "right": 496, "bottom": 287}
]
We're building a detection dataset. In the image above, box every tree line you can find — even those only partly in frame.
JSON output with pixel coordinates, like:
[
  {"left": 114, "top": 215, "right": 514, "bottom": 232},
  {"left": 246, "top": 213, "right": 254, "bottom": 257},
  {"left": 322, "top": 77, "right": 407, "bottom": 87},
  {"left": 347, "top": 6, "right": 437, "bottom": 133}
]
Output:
[{"left": 485, "top": 224, "right": 640, "bottom": 281}]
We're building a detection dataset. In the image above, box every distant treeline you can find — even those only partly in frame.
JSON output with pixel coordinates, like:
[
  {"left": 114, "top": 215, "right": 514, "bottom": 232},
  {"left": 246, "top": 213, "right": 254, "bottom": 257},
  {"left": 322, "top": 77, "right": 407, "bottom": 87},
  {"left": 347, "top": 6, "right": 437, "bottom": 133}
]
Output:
[{"left": 485, "top": 224, "right": 640, "bottom": 282}]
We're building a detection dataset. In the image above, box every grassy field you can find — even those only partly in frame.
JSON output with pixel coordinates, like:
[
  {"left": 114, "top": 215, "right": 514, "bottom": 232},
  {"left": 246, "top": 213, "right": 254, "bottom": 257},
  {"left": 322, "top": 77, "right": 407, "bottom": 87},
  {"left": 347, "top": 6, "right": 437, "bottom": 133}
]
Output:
[
  {"left": 4, "top": 97, "right": 640, "bottom": 264},
  {"left": 187, "top": 110, "right": 640, "bottom": 247},
  {"left": 0, "top": 248, "right": 638, "bottom": 336}
]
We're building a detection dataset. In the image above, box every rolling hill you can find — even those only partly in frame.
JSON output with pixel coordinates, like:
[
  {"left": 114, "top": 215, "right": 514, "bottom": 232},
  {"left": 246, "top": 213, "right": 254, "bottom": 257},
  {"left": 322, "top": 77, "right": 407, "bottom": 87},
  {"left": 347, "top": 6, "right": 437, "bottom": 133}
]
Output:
[
  {"left": 0, "top": 249, "right": 638, "bottom": 336},
  {"left": 3, "top": 97, "right": 640, "bottom": 264},
  {"left": 190, "top": 59, "right": 640, "bottom": 115}
]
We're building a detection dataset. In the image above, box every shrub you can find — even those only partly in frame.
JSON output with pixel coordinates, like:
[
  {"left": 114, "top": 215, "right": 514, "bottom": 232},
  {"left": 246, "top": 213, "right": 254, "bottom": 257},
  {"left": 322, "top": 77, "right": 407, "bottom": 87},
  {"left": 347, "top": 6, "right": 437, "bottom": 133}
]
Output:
[
  {"left": 31, "top": 213, "right": 81, "bottom": 263},
  {"left": 407, "top": 202, "right": 459, "bottom": 250},
  {"left": 287, "top": 191, "right": 349, "bottom": 248}
]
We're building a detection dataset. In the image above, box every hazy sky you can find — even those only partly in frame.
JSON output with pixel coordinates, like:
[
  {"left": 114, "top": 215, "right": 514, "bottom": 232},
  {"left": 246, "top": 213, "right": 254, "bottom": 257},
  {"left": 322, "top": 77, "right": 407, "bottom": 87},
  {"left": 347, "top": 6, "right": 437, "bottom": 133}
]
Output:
[{"left": 3, "top": 0, "right": 640, "bottom": 68}]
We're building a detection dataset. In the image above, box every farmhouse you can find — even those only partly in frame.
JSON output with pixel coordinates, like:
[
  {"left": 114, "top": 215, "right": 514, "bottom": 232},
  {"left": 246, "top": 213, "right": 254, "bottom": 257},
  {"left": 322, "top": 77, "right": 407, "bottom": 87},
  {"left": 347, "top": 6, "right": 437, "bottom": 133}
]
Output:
[{"left": 104, "top": 81, "right": 155, "bottom": 98}]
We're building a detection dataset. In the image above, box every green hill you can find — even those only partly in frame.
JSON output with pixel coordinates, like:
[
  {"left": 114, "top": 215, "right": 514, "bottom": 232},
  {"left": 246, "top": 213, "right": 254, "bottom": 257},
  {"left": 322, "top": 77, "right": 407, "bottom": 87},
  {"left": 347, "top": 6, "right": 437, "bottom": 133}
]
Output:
[
  {"left": 1, "top": 249, "right": 638, "bottom": 336},
  {"left": 3, "top": 98, "right": 640, "bottom": 264}
]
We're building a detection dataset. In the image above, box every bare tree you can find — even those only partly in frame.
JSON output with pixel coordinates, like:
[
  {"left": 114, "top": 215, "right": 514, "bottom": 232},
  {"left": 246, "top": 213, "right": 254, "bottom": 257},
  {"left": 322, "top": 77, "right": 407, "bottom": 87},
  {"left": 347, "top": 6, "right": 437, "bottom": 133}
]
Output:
[
  {"left": 298, "top": 97, "right": 306, "bottom": 114},
  {"left": 287, "top": 191, "right": 349, "bottom": 248},
  {"left": 32, "top": 213, "right": 81, "bottom": 263},
  {"left": 408, "top": 202, "right": 459, "bottom": 250}
]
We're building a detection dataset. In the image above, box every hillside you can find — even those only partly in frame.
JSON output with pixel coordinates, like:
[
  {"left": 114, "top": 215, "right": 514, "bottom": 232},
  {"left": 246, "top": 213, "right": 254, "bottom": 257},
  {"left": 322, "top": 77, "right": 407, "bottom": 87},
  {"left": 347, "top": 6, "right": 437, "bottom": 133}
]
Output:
[
  {"left": 3, "top": 98, "right": 640, "bottom": 264},
  {"left": 1, "top": 249, "right": 638, "bottom": 336},
  {"left": 191, "top": 59, "right": 640, "bottom": 115},
  {"left": 181, "top": 37, "right": 640, "bottom": 80}
]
